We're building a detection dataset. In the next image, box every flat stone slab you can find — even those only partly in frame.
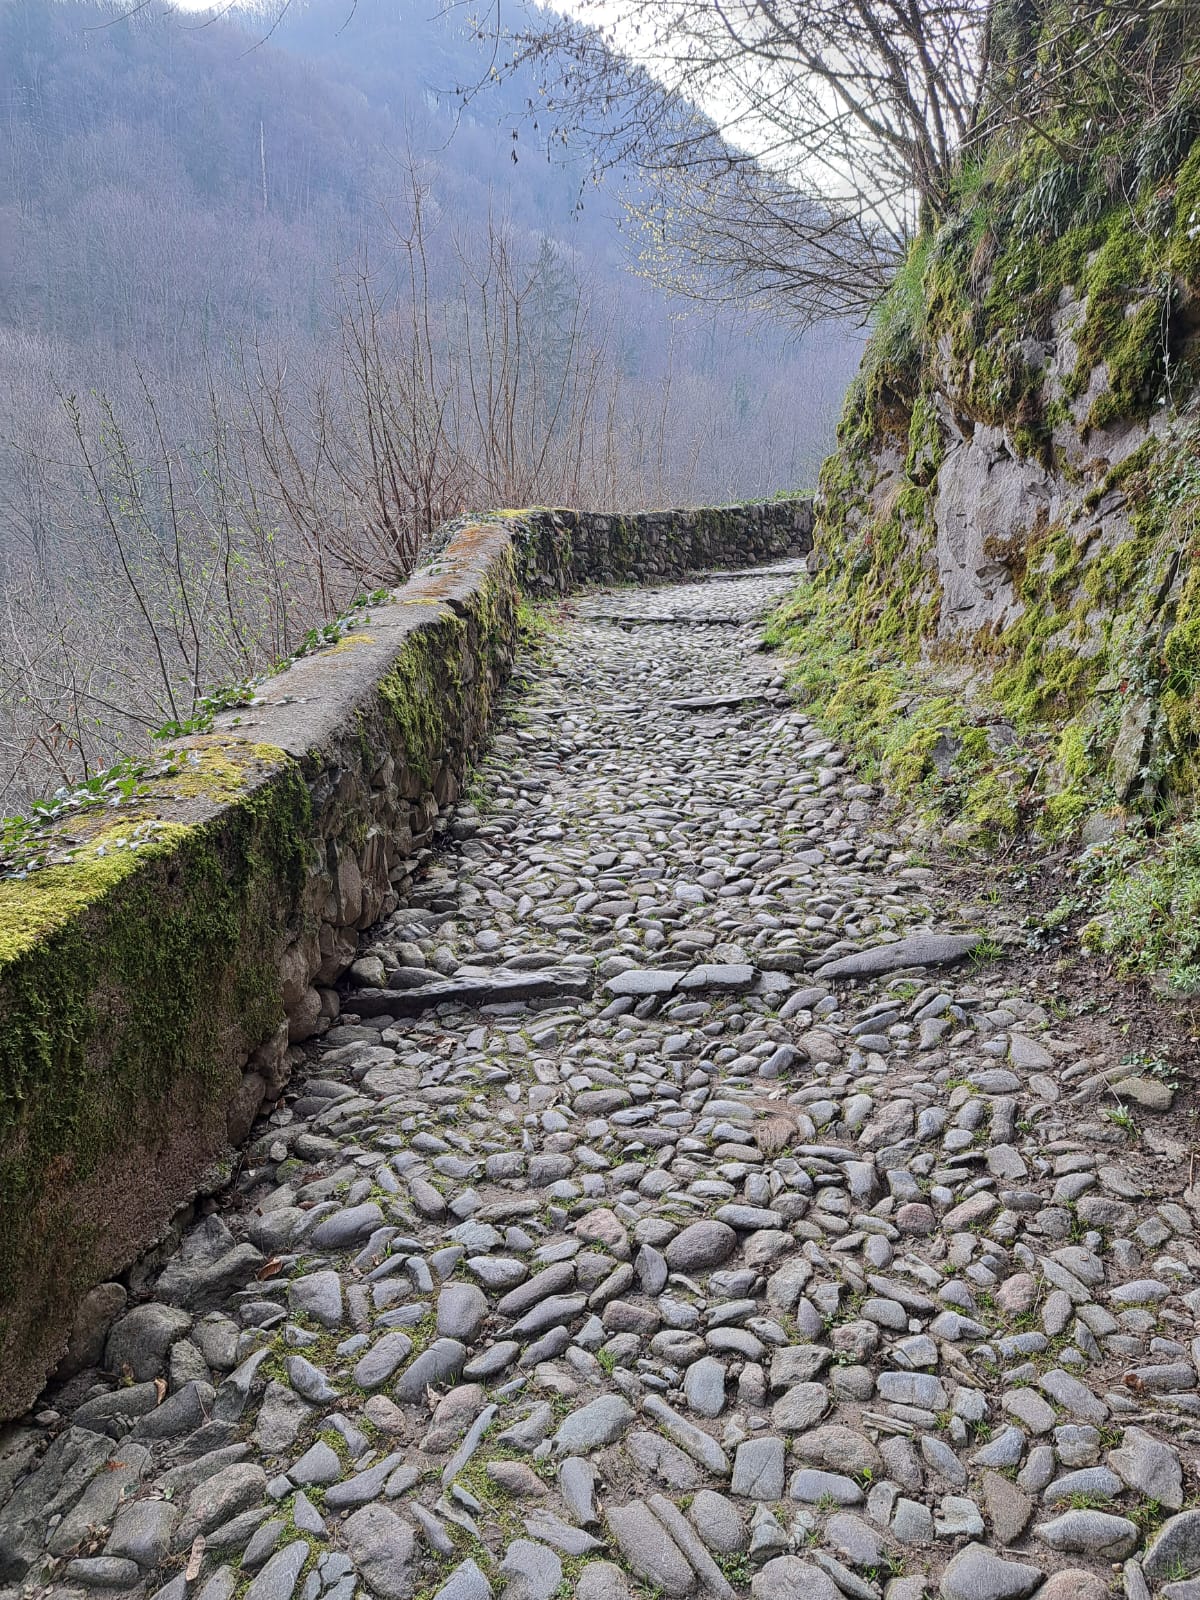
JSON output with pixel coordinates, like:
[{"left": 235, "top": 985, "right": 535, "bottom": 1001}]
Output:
[
  {"left": 354, "top": 969, "right": 593, "bottom": 1016},
  {"left": 816, "top": 932, "right": 981, "bottom": 981},
  {"left": 677, "top": 964, "right": 757, "bottom": 992},
  {"left": 604, "top": 970, "right": 685, "bottom": 998},
  {"left": 667, "top": 694, "right": 771, "bottom": 710}
]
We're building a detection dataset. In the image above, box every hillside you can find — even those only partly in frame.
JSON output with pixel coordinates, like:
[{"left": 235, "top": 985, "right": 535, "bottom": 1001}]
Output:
[
  {"left": 770, "top": 1, "right": 1200, "bottom": 990},
  {"left": 0, "top": 0, "right": 861, "bottom": 811},
  {"left": 7, "top": 12, "right": 1200, "bottom": 1598},
  {"left": 0, "top": 0, "right": 860, "bottom": 500}
]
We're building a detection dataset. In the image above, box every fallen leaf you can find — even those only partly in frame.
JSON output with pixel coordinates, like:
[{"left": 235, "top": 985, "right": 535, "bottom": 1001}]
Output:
[
  {"left": 257, "top": 1257, "right": 283, "bottom": 1280},
  {"left": 185, "top": 1536, "right": 205, "bottom": 1581},
  {"left": 153, "top": 1378, "right": 167, "bottom": 1405}
]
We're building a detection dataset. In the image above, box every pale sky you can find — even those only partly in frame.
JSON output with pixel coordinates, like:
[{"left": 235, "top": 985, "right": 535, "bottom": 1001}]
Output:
[{"left": 164, "top": 0, "right": 593, "bottom": 29}]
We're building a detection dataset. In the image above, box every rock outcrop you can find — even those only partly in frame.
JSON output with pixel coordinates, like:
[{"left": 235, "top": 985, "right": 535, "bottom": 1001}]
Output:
[{"left": 788, "top": 21, "right": 1200, "bottom": 823}]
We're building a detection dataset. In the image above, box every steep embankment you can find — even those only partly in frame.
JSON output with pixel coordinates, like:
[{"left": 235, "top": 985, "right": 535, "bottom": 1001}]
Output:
[{"left": 772, "top": 10, "right": 1200, "bottom": 988}]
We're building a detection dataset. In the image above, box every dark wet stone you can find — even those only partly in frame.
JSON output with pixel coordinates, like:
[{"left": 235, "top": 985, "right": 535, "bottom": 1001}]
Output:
[
  {"left": 130, "top": 1380, "right": 215, "bottom": 1441},
  {"left": 155, "top": 1217, "right": 264, "bottom": 1310},
  {"left": 309, "top": 1203, "right": 385, "bottom": 1250},
  {"left": 393, "top": 1339, "right": 466, "bottom": 1404},
  {"left": 64, "top": 1556, "right": 142, "bottom": 1588},
  {"left": 358, "top": 969, "right": 592, "bottom": 1016},
  {"left": 816, "top": 933, "right": 980, "bottom": 981}
]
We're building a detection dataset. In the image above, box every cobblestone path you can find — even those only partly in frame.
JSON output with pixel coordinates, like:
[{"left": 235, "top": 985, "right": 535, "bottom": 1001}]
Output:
[{"left": 4, "top": 560, "right": 1200, "bottom": 1600}]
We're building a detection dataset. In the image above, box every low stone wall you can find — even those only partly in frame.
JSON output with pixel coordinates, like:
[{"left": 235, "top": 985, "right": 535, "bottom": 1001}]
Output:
[
  {"left": 0, "top": 497, "right": 811, "bottom": 1417},
  {"left": 493, "top": 502, "right": 814, "bottom": 591}
]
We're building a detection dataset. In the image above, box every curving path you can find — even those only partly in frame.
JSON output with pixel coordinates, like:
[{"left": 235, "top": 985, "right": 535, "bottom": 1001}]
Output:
[{"left": 2, "top": 560, "right": 1198, "bottom": 1600}]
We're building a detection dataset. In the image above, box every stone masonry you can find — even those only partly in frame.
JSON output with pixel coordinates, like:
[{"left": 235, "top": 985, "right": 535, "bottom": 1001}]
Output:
[
  {"left": 0, "top": 499, "right": 811, "bottom": 1418},
  {"left": 3, "top": 557, "right": 1199, "bottom": 1600}
]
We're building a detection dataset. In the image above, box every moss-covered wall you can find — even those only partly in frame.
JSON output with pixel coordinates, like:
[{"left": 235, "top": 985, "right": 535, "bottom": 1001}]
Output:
[
  {"left": 0, "top": 773, "right": 309, "bottom": 1414},
  {"left": 0, "top": 496, "right": 811, "bottom": 1418},
  {"left": 772, "top": 13, "right": 1200, "bottom": 851}
]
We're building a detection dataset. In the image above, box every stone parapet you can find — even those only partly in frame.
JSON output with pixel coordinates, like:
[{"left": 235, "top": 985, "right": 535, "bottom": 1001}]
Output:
[{"left": 0, "top": 497, "right": 811, "bottom": 1416}]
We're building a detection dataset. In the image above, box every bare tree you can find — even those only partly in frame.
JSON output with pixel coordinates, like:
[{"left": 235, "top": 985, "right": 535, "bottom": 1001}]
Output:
[
  {"left": 0, "top": 187, "right": 713, "bottom": 808},
  {"left": 455, "top": 0, "right": 1196, "bottom": 327},
  {"left": 456, "top": 0, "right": 993, "bottom": 325},
  {"left": 0, "top": 0, "right": 866, "bottom": 813}
]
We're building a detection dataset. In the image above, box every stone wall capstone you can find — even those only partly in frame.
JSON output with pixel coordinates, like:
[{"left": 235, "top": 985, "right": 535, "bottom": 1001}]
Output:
[{"left": 0, "top": 497, "right": 811, "bottom": 1417}]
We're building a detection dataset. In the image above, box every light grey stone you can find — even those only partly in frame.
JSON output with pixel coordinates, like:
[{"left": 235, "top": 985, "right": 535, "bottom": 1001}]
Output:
[
  {"left": 936, "top": 1497, "right": 985, "bottom": 1539},
  {"left": 731, "top": 1437, "right": 786, "bottom": 1500},
  {"left": 496, "top": 1538, "right": 562, "bottom": 1600},
  {"left": 827, "top": 1512, "right": 884, "bottom": 1568},
  {"left": 816, "top": 933, "right": 979, "bottom": 981},
  {"left": 177, "top": 1463, "right": 269, "bottom": 1546},
  {"left": 771, "top": 1381, "right": 830, "bottom": 1431},
  {"left": 642, "top": 1394, "right": 730, "bottom": 1475},
  {"left": 289, "top": 1441, "right": 342, "bottom": 1487},
  {"left": 605, "top": 1502, "right": 695, "bottom": 1597},
  {"left": 558, "top": 1457, "right": 599, "bottom": 1526},
  {"left": 1042, "top": 1467, "right": 1122, "bottom": 1505},
  {"left": 664, "top": 1221, "right": 737, "bottom": 1273},
  {"left": 575, "top": 1562, "right": 631, "bottom": 1600},
  {"left": 105, "top": 1304, "right": 192, "bottom": 1382},
  {"left": 1003, "top": 1388, "right": 1056, "bottom": 1434},
  {"left": 684, "top": 1356, "right": 726, "bottom": 1417},
  {"left": 752, "top": 1559, "right": 841, "bottom": 1600},
  {"left": 552, "top": 1394, "right": 635, "bottom": 1454},
  {"left": 433, "top": 1560, "right": 492, "bottom": 1600},
  {"left": 690, "top": 1490, "right": 747, "bottom": 1555},
  {"left": 1037, "top": 1369, "right": 1107, "bottom": 1424},
  {"left": 940, "top": 1544, "right": 1044, "bottom": 1600},
  {"left": 892, "top": 1499, "right": 934, "bottom": 1544},
  {"left": 64, "top": 1556, "right": 143, "bottom": 1588},
  {"left": 105, "top": 1499, "right": 180, "bottom": 1567},
  {"left": 1144, "top": 1511, "right": 1200, "bottom": 1583},
  {"left": 789, "top": 1470, "right": 865, "bottom": 1505},
  {"left": 244, "top": 1540, "right": 310, "bottom": 1600},
  {"left": 437, "top": 1283, "right": 488, "bottom": 1342},
  {"left": 392, "top": 1338, "right": 466, "bottom": 1404},
  {"left": 1031, "top": 1572, "right": 1111, "bottom": 1600},
  {"left": 310, "top": 1203, "right": 385, "bottom": 1250},
  {"left": 354, "top": 1332, "right": 413, "bottom": 1390},
  {"left": 1033, "top": 1511, "right": 1138, "bottom": 1558},
  {"left": 1108, "top": 1426, "right": 1184, "bottom": 1509},
  {"left": 341, "top": 1505, "right": 415, "bottom": 1600},
  {"left": 242, "top": 1522, "right": 287, "bottom": 1574},
  {"left": 288, "top": 1272, "right": 344, "bottom": 1328},
  {"left": 791, "top": 1424, "right": 881, "bottom": 1477}
]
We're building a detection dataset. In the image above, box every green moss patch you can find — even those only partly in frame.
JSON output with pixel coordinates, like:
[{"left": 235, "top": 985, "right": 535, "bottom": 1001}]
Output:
[
  {"left": 0, "top": 759, "right": 312, "bottom": 1408},
  {"left": 770, "top": 25, "right": 1200, "bottom": 992},
  {"left": 1082, "top": 816, "right": 1200, "bottom": 994}
]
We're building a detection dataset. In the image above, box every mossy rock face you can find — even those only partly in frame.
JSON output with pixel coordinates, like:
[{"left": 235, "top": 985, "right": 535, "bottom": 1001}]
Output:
[{"left": 781, "top": 30, "right": 1200, "bottom": 843}]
